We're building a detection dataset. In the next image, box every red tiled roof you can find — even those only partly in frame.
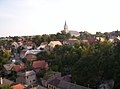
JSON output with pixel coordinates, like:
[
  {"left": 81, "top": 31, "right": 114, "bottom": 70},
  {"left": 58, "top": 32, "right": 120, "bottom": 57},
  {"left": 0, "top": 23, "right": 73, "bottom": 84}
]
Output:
[
  {"left": 12, "top": 64, "right": 25, "bottom": 72},
  {"left": 65, "top": 39, "right": 78, "bottom": 44},
  {"left": 32, "top": 60, "right": 47, "bottom": 69},
  {"left": 87, "top": 38, "right": 97, "bottom": 43},
  {"left": 23, "top": 41, "right": 35, "bottom": 46},
  {"left": 11, "top": 84, "right": 25, "bottom": 89}
]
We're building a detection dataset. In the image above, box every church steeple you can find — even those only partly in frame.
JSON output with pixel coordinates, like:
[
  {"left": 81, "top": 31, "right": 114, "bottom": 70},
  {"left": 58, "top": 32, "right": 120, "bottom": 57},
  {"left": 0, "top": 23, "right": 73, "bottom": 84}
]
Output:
[{"left": 64, "top": 21, "right": 69, "bottom": 33}]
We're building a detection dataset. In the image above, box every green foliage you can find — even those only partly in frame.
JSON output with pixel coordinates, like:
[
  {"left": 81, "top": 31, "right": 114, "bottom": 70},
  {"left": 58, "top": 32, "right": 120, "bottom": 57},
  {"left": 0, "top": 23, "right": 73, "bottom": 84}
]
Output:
[
  {"left": 44, "top": 70, "right": 58, "bottom": 80},
  {"left": 23, "top": 58, "right": 32, "bottom": 70},
  {"left": 36, "top": 70, "right": 46, "bottom": 78},
  {"left": 72, "top": 41, "right": 115, "bottom": 88},
  {"left": 37, "top": 44, "right": 82, "bottom": 75},
  {"left": 1, "top": 86, "right": 12, "bottom": 89},
  {"left": 32, "top": 35, "right": 41, "bottom": 46},
  {"left": 32, "top": 33, "right": 71, "bottom": 46},
  {"left": 79, "top": 32, "right": 93, "bottom": 40},
  {"left": 12, "top": 36, "right": 19, "bottom": 42},
  {"left": 0, "top": 57, "right": 8, "bottom": 64},
  {"left": 3, "top": 50, "right": 11, "bottom": 58},
  {"left": 17, "top": 46, "right": 25, "bottom": 53},
  {"left": 0, "top": 50, "right": 9, "bottom": 68},
  {"left": 37, "top": 40, "right": 120, "bottom": 89},
  {"left": 0, "top": 40, "right": 12, "bottom": 46},
  {"left": 8, "top": 71, "right": 17, "bottom": 81}
]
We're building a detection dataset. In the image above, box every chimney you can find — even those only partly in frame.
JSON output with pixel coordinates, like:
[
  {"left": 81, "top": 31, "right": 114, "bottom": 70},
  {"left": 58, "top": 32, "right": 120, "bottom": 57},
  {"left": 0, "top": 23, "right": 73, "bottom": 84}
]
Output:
[{"left": 0, "top": 77, "right": 3, "bottom": 84}]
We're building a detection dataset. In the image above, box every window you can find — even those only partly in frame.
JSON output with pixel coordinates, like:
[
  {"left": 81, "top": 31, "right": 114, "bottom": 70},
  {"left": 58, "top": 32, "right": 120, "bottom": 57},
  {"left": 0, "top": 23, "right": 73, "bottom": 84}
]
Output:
[
  {"left": 48, "top": 84, "right": 52, "bottom": 89},
  {"left": 53, "top": 86, "right": 57, "bottom": 89},
  {"left": 26, "top": 76, "right": 28, "bottom": 79}
]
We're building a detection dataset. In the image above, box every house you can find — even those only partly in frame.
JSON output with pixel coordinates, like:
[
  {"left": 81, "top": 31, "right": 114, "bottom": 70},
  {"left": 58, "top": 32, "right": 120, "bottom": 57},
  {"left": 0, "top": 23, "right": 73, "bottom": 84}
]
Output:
[
  {"left": 3, "top": 63, "right": 25, "bottom": 74},
  {"left": 87, "top": 37, "right": 97, "bottom": 43},
  {"left": 11, "top": 42, "right": 19, "bottom": 49},
  {"left": 8, "top": 56, "right": 24, "bottom": 65},
  {"left": 24, "top": 49, "right": 41, "bottom": 61},
  {"left": 0, "top": 77, "right": 14, "bottom": 87},
  {"left": 62, "top": 21, "right": 80, "bottom": 37},
  {"left": 98, "top": 79, "right": 114, "bottom": 89},
  {"left": 12, "top": 64, "right": 25, "bottom": 72},
  {"left": 23, "top": 41, "right": 35, "bottom": 50},
  {"left": 58, "top": 75, "right": 72, "bottom": 82},
  {"left": 69, "top": 30, "right": 80, "bottom": 37},
  {"left": 29, "top": 85, "right": 47, "bottom": 89},
  {"left": 63, "top": 38, "right": 79, "bottom": 45},
  {"left": 47, "top": 78, "right": 60, "bottom": 89},
  {"left": 25, "top": 54, "right": 37, "bottom": 62},
  {"left": 25, "top": 50, "right": 41, "bottom": 55},
  {"left": 108, "top": 36, "right": 120, "bottom": 43},
  {"left": 41, "top": 71, "right": 61, "bottom": 87},
  {"left": 42, "top": 71, "right": 90, "bottom": 89},
  {"left": 16, "top": 70, "right": 36, "bottom": 86},
  {"left": 37, "top": 42, "right": 48, "bottom": 50},
  {"left": 47, "top": 78, "right": 91, "bottom": 89},
  {"left": 20, "top": 50, "right": 27, "bottom": 59},
  {"left": 18, "top": 36, "right": 25, "bottom": 41},
  {"left": 108, "top": 39, "right": 114, "bottom": 42},
  {"left": 96, "top": 37, "right": 105, "bottom": 42},
  {"left": 0, "top": 37, "right": 13, "bottom": 41},
  {"left": 3, "top": 63, "right": 15, "bottom": 75},
  {"left": 80, "top": 39, "right": 89, "bottom": 44},
  {"left": 11, "top": 84, "right": 25, "bottom": 89},
  {"left": 18, "top": 42, "right": 23, "bottom": 46},
  {"left": 48, "top": 41, "right": 62, "bottom": 50},
  {"left": 32, "top": 60, "right": 48, "bottom": 72}
]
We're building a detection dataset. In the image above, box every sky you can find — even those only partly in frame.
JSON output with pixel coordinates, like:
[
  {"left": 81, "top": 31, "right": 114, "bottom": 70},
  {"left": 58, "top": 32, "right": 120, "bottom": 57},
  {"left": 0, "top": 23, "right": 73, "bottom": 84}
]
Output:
[{"left": 0, "top": 0, "right": 120, "bottom": 37}]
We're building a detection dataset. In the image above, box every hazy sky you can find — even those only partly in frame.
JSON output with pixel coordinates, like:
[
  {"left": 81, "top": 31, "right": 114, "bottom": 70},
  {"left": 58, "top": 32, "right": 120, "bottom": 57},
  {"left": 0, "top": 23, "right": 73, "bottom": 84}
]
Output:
[{"left": 0, "top": 0, "right": 120, "bottom": 37}]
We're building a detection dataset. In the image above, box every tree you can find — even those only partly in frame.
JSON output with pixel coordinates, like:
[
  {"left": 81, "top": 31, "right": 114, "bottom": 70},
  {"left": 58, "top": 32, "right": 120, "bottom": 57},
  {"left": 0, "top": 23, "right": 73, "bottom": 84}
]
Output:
[
  {"left": 96, "top": 32, "right": 102, "bottom": 37},
  {"left": 17, "top": 46, "right": 25, "bottom": 54},
  {"left": 32, "top": 35, "right": 41, "bottom": 46},
  {"left": 72, "top": 41, "right": 115, "bottom": 88},
  {"left": 113, "top": 40, "right": 120, "bottom": 89},
  {"left": 3, "top": 50, "right": 11, "bottom": 58},
  {"left": 12, "top": 36, "right": 19, "bottom": 42},
  {"left": 1, "top": 86, "right": 12, "bottom": 89},
  {"left": 0, "top": 50, "right": 9, "bottom": 66},
  {"left": 41, "top": 34, "right": 51, "bottom": 42}
]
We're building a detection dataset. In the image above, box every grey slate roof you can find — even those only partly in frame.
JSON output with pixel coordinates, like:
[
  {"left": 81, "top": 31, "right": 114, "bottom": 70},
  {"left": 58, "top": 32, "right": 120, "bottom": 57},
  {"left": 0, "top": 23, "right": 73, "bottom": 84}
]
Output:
[
  {"left": 29, "top": 85, "right": 47, "bottom": 89},
  {"left": 0, "top": 78, "right": 14, "bottom": 87},
  {"left": 48, "top": 78, "right": 91, "bottom": 89},
  {"left": 59, "top": 80, "right": 91, "bottom": 89},
  {"left": 17, "top": 70, "right": 36, "bottom": 76}
]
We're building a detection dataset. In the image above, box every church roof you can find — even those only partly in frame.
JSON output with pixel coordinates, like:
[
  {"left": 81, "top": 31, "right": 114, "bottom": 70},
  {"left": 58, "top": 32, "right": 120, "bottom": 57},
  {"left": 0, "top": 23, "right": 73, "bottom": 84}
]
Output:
[{"left": 69, "top": 30, "right": 80, "bottom": 37}]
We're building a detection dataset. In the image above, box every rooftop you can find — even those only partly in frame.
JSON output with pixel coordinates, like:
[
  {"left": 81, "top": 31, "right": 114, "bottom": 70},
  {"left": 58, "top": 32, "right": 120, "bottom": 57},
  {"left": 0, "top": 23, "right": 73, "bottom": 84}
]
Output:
[{"left": 11, "top": 84, "right": 25, "bottom": 89}]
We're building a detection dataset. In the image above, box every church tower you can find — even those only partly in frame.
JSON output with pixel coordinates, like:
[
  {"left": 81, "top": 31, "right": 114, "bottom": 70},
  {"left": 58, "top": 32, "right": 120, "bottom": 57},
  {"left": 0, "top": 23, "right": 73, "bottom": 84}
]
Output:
[{"left": 64, "top": 21, "right": 69, "bottom": 33}]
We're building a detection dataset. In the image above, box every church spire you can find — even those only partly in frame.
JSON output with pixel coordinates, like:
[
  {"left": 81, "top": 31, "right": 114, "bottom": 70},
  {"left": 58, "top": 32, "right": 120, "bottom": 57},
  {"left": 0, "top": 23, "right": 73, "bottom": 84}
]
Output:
[
  {"left": 65, "top": 21, "right": 67, "bottom": 26},
  {"left": 64, "top": 21, "right": 68, "bottom": 33}
]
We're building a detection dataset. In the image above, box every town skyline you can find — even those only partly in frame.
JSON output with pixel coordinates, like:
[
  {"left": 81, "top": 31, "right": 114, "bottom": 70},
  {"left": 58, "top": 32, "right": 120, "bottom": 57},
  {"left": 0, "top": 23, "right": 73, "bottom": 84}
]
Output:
[{"left": 0, "top": 0, "right": 120, "bottom": 37}]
